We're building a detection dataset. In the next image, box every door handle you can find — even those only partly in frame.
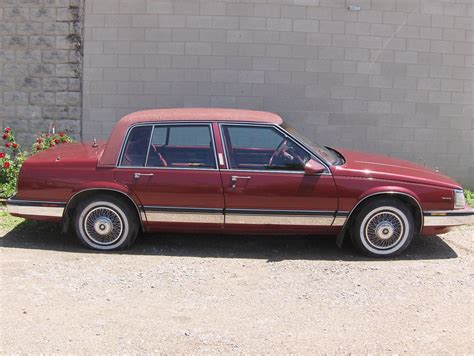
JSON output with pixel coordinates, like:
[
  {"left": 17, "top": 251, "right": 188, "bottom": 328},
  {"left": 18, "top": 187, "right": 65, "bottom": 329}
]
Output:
[
  {"left": 231, "top": 175, "right": 251, "bottom": 188},
  {"left": 134, "top": 173, "right": 154, "bottom": 179}
]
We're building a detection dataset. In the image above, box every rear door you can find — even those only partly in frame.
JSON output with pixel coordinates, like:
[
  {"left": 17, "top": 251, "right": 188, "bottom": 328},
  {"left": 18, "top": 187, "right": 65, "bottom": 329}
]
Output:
[
  {"left": 114, "top": 122, "right": 224, "bottom": 231},
  {"left": 219, "top": 123, "right": 338, "bottom": 232}
]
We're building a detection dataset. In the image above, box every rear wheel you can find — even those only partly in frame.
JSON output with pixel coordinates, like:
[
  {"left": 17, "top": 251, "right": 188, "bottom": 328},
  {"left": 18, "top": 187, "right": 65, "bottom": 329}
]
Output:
[
  {"left": 351, "top": 199, "right": 414, "bottom": 257},
  {"left": 74, "top": 195, "right": 139, "bottom": 250}
]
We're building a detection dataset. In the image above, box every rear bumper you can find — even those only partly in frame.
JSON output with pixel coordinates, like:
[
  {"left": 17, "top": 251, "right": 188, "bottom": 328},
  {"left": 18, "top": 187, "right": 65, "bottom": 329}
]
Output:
[
  {"left": 423, "top": 208, "right": 474, "bottom": 227},
  {"left": 6, "top": 197, "right": 65, "bottom": 218}
]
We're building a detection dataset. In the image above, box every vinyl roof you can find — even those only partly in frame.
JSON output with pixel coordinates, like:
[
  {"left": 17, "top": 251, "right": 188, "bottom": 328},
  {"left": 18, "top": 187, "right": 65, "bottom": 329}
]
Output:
[{"left": 119, "top": 108, "right": 283, "bottom": 125}]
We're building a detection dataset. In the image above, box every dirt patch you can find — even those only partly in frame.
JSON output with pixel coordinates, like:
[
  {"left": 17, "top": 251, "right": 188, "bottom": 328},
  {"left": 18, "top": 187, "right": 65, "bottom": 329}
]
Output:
[{"left": 1, "top": 221, "right": 473, "bottom": 353}]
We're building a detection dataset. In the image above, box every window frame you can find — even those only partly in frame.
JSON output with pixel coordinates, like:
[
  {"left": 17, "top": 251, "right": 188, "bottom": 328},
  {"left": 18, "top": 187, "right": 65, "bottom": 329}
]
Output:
[
  {"left": 117, "top": 122, "right": 219, "bottom": 171},
  {"left": 219, "top": 122, "right": 331, "bottom": 175}
]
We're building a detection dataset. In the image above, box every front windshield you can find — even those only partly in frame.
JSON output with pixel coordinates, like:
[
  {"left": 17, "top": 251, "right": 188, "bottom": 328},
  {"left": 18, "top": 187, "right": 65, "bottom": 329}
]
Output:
[{"left": 281, "top": 122, "right": 343, "bottom": 166}]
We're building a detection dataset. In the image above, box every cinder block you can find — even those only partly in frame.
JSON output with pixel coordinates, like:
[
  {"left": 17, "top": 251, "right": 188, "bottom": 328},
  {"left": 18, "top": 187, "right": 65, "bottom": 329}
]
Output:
[
  {"left": 211, "top": 70, "right": 238, "bottom": 83},
  {"left": 358, "top": 36, "right": 383, "bottom": 49},
  {"left": 394, "top": 51, "right": 418, "bottom": 64},
  {"left": 331, "top": 60, "right": 356, "bottom": 73},
  {"left": 146, "top": 0, "right": 172, "bottom": 15},
  {"left": 93, "top": 0, "right": 119, "bottom": 14},
  {"left": 267, "top": 18, "right": 292, "bottom": 32},
  {"left": 418, "top": 77, "right": 441, "bottom": 90},
  {"left": 92, "top": 28, "right": 118, "bottom": 41},
  {"left": 432, "top": 15, "right": 455, "bottom": 29},
  {"left": 104, "top": 41, "right": 130, "bottom": 54},
  {"left": 186, "top": 16, "right": 213, "bottom": 29},
  {"left": 119, "top": 0, "right": 146, "bottom": 14},
  {"left": 281, "top": 5, "right": 307, "bottom": 19},
  {"left": 159, "top": 15, "right": 186, "bottom": 28},
  {"left": 345, "top": 48, "right": 370, "bottom": 61},
  {"left": 132, "top": 15, "right": 158, "bottom": 27},
  {"left": 254, "top": 4, "right": 281, "bottom": 18},
  {"left": 90, "top": 54, "right": 118, "bottom": 68},
  {"left": 227, "top": 3, "right": 254, "bottom": 17},
  {"left": 293, "top": 19, "right": 319, "bottom": 32},
  {"left": 200, "top": 2, "right": 227, "bottom": 16},
  {"left": 240, "top": 17, "right": 266, "bottom": 31},
  {"left": 238, "top": 70, "right": 264, "bottom": 84}
]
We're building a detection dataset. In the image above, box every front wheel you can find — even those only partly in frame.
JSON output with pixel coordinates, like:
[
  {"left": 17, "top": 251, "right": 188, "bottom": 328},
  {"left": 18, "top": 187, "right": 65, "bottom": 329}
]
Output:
[
  {"left": 74, "top": 195, "right": 139, "bottom": 251},
  {"left": 351, "top": 199, "right": 415, "bottom": 257}
]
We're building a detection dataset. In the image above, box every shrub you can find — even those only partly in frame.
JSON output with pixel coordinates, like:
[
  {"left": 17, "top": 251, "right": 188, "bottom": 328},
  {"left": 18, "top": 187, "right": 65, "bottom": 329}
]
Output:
[
  {"left": 0, "top": 127, "right": 74, "bottom": 199},
  {"left": 0, "top": 128, "right": 25, "bottom": 199}
]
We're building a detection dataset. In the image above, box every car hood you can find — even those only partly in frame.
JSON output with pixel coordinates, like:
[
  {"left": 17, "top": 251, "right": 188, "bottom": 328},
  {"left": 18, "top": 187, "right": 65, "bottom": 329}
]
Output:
[{"left": 331, "top": 148, "right": 461, "bottom": 189}]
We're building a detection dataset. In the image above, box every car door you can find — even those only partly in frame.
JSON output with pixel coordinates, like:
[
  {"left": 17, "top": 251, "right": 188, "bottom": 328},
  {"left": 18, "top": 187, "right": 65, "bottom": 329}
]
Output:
[
  {"left": 219, "top": 123, "right": 338, "bottom": 232},
  {"left": 114, "top": 122, "right": 224, "bottom": 231}
]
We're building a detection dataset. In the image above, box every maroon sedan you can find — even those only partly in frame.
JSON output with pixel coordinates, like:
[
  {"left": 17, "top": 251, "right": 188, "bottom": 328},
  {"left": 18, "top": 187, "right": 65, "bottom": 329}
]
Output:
[{"left": 7, "top": 109, "right": 474, "bottom": 257}]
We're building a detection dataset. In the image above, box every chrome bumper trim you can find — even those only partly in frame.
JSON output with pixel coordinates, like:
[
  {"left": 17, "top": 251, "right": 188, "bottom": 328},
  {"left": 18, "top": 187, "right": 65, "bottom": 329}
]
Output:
[
  {"left": 146, "top": 211, "right": 224, "bottom": 224},
  {"left": 423, "top": 209, "right": 474, "bottom": 227},
  {"left": 6, "top": 198, "right": 65, "bottom": 218},
  {"left": 225, "top": 214, "right": 334, "bottom": 226}
]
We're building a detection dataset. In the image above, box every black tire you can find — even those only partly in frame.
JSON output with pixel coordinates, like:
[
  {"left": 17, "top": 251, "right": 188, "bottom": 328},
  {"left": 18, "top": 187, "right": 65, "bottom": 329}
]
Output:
[
  {"left": 351, "top": 198, "right": 415, "bottom": 257},
  {"left": 74, "top": 194, "right": 139, "bottom": 251}
]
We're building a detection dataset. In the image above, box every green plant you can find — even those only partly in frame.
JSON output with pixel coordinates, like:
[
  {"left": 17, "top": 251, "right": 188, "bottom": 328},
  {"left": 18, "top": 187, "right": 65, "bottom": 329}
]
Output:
[
  {"left": 0, "top": 128, "right": 26, "bottom": 199},
  {"left": 465, "top": 189, "right": 473, "bottom": 207},
  {"left": 32, "top": 131, "right": 73, "bottom": 152}
]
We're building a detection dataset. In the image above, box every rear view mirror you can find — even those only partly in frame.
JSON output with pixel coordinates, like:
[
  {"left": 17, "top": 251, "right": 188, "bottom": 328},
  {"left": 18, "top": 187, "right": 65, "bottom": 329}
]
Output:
[{"left": 304, "top": 159, "right": 325, "bottom": 175}]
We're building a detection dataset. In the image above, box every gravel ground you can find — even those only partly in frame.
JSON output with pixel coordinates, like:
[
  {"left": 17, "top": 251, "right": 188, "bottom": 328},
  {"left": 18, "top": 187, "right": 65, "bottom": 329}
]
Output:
[{"left": 1, "top": 218, "right": 473, "bottom": 354}]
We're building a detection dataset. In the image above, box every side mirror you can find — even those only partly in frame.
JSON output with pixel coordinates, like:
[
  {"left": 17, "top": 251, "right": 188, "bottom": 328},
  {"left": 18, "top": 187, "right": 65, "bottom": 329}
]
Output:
[{"left": 304, "top": 159, "right": 326, "bottom": 175}]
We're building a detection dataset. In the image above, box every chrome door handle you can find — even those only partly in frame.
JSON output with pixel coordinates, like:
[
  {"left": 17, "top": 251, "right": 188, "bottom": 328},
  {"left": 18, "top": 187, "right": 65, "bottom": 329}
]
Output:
[
  {"left": 134, "top": 173, "right": 154, "bottom": 179},
  {"left": 231, "top": 175, "right": 251, "bottom": 188}
]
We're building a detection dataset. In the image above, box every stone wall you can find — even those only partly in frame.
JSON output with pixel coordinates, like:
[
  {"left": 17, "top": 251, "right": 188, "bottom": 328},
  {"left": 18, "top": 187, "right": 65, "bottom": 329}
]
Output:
[{"left": 0, "top": 0, "right": 83, "bottom": 144}]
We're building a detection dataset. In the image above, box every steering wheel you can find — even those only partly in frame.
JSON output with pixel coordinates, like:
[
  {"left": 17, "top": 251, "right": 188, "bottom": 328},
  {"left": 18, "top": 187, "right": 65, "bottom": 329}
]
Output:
[{"left": 268, "top": 139, "right": 288, "bottom": 166}]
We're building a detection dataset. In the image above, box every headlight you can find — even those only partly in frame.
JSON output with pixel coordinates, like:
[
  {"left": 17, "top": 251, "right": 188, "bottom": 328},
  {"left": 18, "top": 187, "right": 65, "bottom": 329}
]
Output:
[{"left": 454, "top": 189, "right": 465, "bottom": 209}]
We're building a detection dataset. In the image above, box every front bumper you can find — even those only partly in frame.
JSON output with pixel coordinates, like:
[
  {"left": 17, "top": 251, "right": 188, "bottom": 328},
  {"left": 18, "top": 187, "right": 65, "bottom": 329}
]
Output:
[
  {"left": 6, "top": 197, "right": 65, "bottom": 218},
  {"left": 424, "top": 208, "right": 474, "bottom": 227}
]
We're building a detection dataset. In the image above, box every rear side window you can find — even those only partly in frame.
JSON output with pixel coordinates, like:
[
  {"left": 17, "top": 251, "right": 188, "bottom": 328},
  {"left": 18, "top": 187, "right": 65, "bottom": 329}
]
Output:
[
  {"left": 146, "top": 124, "right": 216, "bottom": 169},
  {"left": 120, "top": 125, "right": 152, "bottom": 167}
]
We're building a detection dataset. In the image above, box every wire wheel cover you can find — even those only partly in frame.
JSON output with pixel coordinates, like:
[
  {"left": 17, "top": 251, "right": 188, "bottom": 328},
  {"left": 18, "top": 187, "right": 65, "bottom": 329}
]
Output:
[
  {"left": 364, "top": 211, "right": 404, "bottom": 249},
  {"left": 84, "top": 207, "right": 123, "bottom": 245}
]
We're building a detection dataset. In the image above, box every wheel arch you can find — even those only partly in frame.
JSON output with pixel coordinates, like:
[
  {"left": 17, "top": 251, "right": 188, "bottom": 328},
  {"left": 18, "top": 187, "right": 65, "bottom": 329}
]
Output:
[
  {"left": 62, "top": 186, "right": 145, "bottom": 232},
  {"left": 336, "top": 189, "right": 424, "bottom": 247}
]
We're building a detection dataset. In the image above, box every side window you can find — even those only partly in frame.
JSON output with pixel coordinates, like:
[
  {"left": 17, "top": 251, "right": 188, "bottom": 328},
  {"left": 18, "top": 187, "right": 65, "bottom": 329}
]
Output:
[
  {"left": 222, "top": 125, "right": 310, "bottom": 171},
  {"left": 146, "top": 124, "right": 216, "bottom": 169},
  {"left": 120, "top": 125, "right": 152, "bottom": 167}
]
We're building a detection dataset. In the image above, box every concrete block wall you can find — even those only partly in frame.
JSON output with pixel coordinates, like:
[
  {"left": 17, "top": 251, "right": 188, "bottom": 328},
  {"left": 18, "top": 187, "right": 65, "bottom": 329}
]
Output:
[
  {"left": 0, "top": 0, "right": 83, "bottom": 144},
  {"left": 81, "top": 0, "right": 473, "bottom": 187}
]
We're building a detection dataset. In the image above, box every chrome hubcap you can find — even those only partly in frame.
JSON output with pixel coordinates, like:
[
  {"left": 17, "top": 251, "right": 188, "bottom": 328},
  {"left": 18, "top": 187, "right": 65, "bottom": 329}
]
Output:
[
  {"left": 365, "top": 211, "right": 404, "bottom": 249},
  {"left": 94, "top": 217, "right": 113, "bottom": 236},
  {"left": 375, "top": 222, "right": 394, "bottom": 240},
  {"left": 84, "top": 207, "right": 123, "bottom": 245}
]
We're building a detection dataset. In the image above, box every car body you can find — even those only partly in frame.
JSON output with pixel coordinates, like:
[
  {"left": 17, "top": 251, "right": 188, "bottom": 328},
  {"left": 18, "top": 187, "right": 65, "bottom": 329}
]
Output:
[{"left": 7, "top": 108, "right": 474, "bottom": 257}]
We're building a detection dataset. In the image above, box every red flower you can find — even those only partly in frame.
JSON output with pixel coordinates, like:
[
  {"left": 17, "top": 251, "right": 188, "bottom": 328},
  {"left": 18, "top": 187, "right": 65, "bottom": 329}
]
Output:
[
  {"left": 3, "top": 161, "right": 10, "bottom": 169},
  {"left": 0, "top": 152, "right": 5, "bottom": 158},
  {"left": 36, "top": 138, "right": 42, "bottom": 143},
  {"left": 59, "top": 132, "right": 65, "bottom": 137},
  {"left": 36, "top": 145, "right": 41, "bottom": 151},
  {"left": 5, "top": 142, "right": 10, "bottom": 148},
  {"left": 4, "top": 127, "right": 11, "bottom": 133},
  {"left": 12, "top": 143, "right": 18, "bottom": 149},
  {"left": 55, "top": 138, "right": 60, "bottom": 144},
  {"left": 2, "top": 133, "right": 7, "bottom": 140}
]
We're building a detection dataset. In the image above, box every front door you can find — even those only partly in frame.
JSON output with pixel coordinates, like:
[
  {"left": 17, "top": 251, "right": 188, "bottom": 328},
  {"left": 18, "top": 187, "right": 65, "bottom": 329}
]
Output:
[
  {"left": 219, "top": 124, "right": 338, "bottom": 233},
  {"left": 114, "top": 122, "right": 224, "bottom": 231}
]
